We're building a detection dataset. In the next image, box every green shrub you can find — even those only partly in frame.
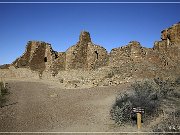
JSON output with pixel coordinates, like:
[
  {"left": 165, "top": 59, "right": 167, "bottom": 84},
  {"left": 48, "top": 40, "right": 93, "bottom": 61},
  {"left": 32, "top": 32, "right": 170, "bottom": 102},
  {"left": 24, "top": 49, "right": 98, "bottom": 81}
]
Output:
[
  {"left": 110, "top": 81, "right": 161, "bottom": 125},
  {"left": 110, "top": 93, "right": 132, "bottom": 125},
  {"left": 130, "top": 82, "right": 161, "bottom": 117},
  {"left": 110, "top": 76, "right": 180, "bottom": 133}
]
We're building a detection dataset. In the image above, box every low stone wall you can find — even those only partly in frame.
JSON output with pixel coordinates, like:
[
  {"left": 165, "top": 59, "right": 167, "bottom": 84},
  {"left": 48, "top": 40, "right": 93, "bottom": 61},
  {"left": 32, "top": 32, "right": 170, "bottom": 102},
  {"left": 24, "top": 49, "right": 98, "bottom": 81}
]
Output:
[{"left": 0, "top": 66, "right": 39, "bottom": 79}]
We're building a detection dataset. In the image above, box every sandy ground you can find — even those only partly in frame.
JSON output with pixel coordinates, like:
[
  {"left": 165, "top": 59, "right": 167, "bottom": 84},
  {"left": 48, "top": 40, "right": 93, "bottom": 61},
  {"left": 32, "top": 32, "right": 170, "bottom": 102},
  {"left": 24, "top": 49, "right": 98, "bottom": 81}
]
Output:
[{"left": 0, "top": 78, "right": 141, "bottom": 134}]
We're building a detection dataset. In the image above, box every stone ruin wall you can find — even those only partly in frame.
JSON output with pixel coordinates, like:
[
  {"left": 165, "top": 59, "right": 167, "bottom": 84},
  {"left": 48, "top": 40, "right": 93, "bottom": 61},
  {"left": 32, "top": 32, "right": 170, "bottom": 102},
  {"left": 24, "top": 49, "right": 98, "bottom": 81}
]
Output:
[
  {"left": 29, "top": 42, "right": 46, "bottom": 73},
  {"left": 65, "top": 31, "right": 91, "bottom": 70},
  {"left": 65, "top": 31, "right": 109, "bottom": 70},
  {"left": 52, "top": 52, "right": 66, "bottom": 75},
  {"left": 12, "top": 41, "right": 32, "bottom": 68},
  {"left": 154, "top": 23, "right": 180, "bottom": 51},
  {"left": 153, "top": 23, "right": 180, "bottom": 70},
  {"left": 108, "top": 22, "right": 180, "bottom": 79},
  {"left": 10, "top": 31, "right": 109, "bottom": 74},
  {"left": 44, "top": 44, "right": 53, "bottom": 72},
  {"left": 109, "top": 41, "right": 146, "bottom": 67},
  {"left": 65, "top": 43, "right": 109, "bottom": 70},
  {"left": 108, "top": 22, "right": 180, "bottom": 70},
  {"left": 87, "top": 43, "right": 108, "bottom": 70},
  {"left": 65, "top": 43, "right": 88, "bottom": 70},
  {"left": 1, "top": 22, "right": 180, "bottom": 80},
  {"left": 65, "top": 45, "right": 77, "bottom": 70},
  {"left": 109, "top": 46, "right": 130, "bottom": 67}
]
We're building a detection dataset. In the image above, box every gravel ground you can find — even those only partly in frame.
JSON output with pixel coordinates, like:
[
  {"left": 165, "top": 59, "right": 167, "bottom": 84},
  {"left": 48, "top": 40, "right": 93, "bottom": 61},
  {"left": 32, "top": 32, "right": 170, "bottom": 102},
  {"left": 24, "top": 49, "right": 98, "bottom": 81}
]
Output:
[{"left": 0, "top": 79, "right": 133, "bottom": 133}]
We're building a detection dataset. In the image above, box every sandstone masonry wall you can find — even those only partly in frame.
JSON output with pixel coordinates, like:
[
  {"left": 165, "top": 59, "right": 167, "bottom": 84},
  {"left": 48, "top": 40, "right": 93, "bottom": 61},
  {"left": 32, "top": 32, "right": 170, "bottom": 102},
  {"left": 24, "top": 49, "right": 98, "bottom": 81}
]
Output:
[
  {"left": 87, "top": 43, "right": 108, "bottom": 70},
  {"left": 65, "top": 31, "right": 108, "bottom": 70},
  {"left": 6, "top": 22, "right": 180, "bottom": 80}
]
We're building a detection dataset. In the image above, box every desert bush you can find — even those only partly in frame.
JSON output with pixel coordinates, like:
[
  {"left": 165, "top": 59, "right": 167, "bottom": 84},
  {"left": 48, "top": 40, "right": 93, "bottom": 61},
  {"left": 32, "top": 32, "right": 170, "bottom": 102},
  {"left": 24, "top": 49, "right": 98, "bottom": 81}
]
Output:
[
  {"left": 110, "top": 77, "right": 180, "bottom": 133},
  {"left": 151, "top": 77, "right": 180, "bottom": 134},
  {"left": 0, "top": 81, "right": 8, "bottom": 96},
  {"left": 173, "top": 91, "right": 180, "bottom": 99},
  {"left": 154, "top": 77, "right": 180, "bottom": 99},
  {"left": 110, "top": 81, "right": 161, "bottom": 125},
  {"left": 0, "top": 81, "right": 9, "bottom": 107},
  {"left": 110, "top": 93, "right": 132, "bottom": 125},
  {"left": 175, "top": 77, "right": 180, "bottom": 85},
  {"left": 154, "top": 78, "right": 175, "bottom": 98},
  {"left": 152, "top": 110, "right": 180, "bottom": 134},
  {"left": 130, "top": 82, "right": 161, "bottom": 117}
]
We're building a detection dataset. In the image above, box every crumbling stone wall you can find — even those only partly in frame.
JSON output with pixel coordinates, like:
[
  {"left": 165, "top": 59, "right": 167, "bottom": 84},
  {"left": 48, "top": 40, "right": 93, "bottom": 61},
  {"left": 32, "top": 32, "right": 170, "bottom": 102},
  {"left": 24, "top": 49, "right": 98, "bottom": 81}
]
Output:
[
  {"left": 153, "top": 22, "right": 180, "bottom": 68},
  {"left": 167, "top": 23, "right": 180, "bottom": 44},
  {"left": 109, "top": 41, "right": 145, "bottom": 67},
  {"left": 9, "top": 22, "right": 180, "bottom": 80},
  {"left": 154, "top": 22, "right": 180, "bottom": 51},
  {"left": 44, "top": 44, "right": 54, "bottom": 72},
  {"left": 29, "top": 42, "right": 46, "bottom": 73},
  {"left": 65, "top": 31, "right": 108, "bottom": 70},
  {"left": 87, "top": 43, "right": 108, "bottom": 70},
  {"left": 12, "top": 41, "right": 55, "bottom": 73},
  {"left": 65, "top": 42, "right": 88, "bottom": 70},
  {"left": 12, "top": 41, "right": 33, "bottom": 68},
  {"left": 109, "top": 46, "right": 130, "bottom": 67},
  {"left": 153, "top": 40, "right": 168, "bottom": 53},
  {"left": 13, "top": 31, "right": 108, "bottom": 73},
  {"left": 129, "top": 41, "right": 145, "bottom": 60},
  {"left": 52, "top": 52, "right": 66, "bottom": 75},
  {"left": 65, "top": 31, "right": 90, "bottom": 70}
]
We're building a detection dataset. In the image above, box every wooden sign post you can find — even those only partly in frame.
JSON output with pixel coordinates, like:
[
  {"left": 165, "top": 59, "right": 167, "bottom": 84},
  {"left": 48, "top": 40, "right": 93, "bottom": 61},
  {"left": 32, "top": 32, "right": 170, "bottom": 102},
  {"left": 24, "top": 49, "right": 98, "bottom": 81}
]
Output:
[
  {"left": 137, "top": 112, "right": 142, "bottom": 129},
  {"left": 132, "top": 107, "right": 144, "bottom": 130}
]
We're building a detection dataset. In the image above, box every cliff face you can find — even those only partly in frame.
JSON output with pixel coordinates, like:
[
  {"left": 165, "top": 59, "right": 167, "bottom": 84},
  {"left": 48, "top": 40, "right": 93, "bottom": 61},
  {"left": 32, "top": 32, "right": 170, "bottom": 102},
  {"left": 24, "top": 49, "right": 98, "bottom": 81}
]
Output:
[{"left": 7, "top": 22, "right": 180, "bottom": 79}]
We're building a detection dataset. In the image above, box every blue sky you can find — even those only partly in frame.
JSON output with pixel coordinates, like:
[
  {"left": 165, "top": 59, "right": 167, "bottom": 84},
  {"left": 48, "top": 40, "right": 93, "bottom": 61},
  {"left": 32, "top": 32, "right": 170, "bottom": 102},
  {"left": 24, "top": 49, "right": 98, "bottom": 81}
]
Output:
[{"left": 0, "top": 1, "right": 180, "bottom": 65}]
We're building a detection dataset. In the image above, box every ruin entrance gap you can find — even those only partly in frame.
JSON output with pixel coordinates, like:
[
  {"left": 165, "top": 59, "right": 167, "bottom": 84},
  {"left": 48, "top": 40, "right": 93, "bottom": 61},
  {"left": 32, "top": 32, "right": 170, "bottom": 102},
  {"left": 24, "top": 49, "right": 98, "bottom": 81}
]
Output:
[
  {"left": 55, "top": 54, "right": 58, "bottom": 59},
  {"left": 44, "top": 57, "right": 47, "bottom": 62},
  {"left": 95, "top": 51, "right": 98, "bottom": 59}
]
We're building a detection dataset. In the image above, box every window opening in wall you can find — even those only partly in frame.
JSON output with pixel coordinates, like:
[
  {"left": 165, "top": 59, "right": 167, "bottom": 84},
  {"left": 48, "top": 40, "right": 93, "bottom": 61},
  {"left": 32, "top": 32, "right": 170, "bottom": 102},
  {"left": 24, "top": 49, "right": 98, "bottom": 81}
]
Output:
[
  {"left": 55, "top": 54, "right": 58, "bottom": 59},
  {"left": 95, "top": 51, "right": 98, "bottom": 59},
  {"left": 44, "top": 57, "right": 47, "bottom": 62}
]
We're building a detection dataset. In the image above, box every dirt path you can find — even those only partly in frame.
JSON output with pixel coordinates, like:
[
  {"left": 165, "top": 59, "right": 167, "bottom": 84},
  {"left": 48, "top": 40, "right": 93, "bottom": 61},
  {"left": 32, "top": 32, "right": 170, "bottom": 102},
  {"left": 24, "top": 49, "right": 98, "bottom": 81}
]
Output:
[{"left": 0, "top": 79, "right": 132, "bottom": 132}]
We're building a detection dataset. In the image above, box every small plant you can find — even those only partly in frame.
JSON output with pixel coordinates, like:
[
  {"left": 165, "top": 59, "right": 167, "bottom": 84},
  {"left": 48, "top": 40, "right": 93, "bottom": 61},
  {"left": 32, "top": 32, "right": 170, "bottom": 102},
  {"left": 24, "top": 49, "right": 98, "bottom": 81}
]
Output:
[
  {"left": 105, "top": 71, "right": 114, "bottom": 78},
  {"left": 175, "top": 77, "right": 180, "bottom": 85},
  {"left": 152, "top": 110, "right": 180, "bottom": 134},
  {"left": 0, "top": 81, "right": 9, "bottom": 107},
  {"left": 0, "top": 81, "right": 8, "bottom": 96}
]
